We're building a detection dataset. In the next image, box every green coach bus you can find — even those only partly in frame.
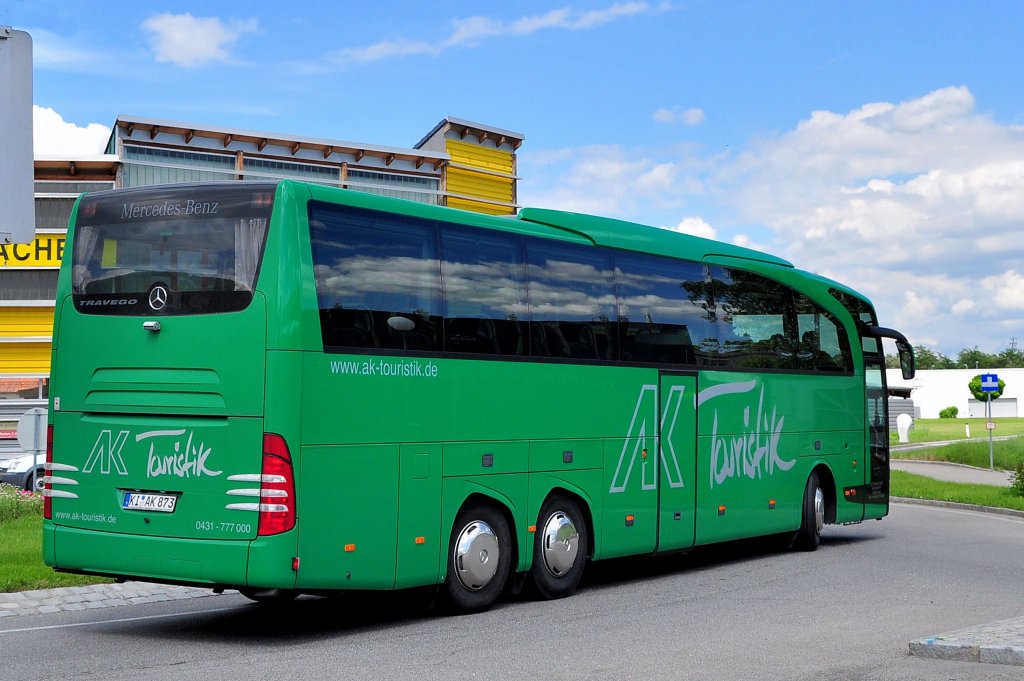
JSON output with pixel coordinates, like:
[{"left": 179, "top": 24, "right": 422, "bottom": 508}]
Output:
[{"left": 43, "top": 180, "right": 914, "bottom": 612}]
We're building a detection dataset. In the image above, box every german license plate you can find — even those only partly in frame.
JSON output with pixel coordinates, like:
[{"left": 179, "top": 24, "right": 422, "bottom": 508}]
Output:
[{"left": 123, "top": 492, "right": 177, "bottom": 513}]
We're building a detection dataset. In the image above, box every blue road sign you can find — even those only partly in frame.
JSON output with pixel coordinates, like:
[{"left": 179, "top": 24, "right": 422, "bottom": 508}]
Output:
[{"left": 980, "top": 373, "right": 1000, "bottom": 393}]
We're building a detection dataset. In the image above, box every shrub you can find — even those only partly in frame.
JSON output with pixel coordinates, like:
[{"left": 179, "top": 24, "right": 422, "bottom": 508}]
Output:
[
  {"left": 0, "top": 483, "right": 43, "bottom": 523},
  {"left": 1013, "top": 461, "right": 1024, "bottom": 498},
  {"left": 968, "top": 375, "right": 1005, "bottom": 402},
  {"left": 939, "top": 406, "right": 959, "bottom": 419}
]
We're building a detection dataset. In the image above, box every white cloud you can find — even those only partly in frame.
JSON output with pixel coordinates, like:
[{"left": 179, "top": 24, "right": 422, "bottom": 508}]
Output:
[
  {"left": 524, "top": 86, "right": 1024, "bottom": 354},
  {"left": 712, "top": 86, "right": 1024, "bottom": 353},
  {"left": 142, "top": 13, "right": 258, "bottom": 68},
  {"left": 664, "top": 217, "right": 716, "bottom": 239},
  {"left": 951, "top": 298, "right": 976, "bottom": 315},
  {"left": 519, "top": 144, "right": 700, "bottom": 218},
  {"left": 653, "top": 107, "right": 705, "bottom": 126},
  {"left": 333, "top": 3, "right": 660, "bottom": 64},
  {"left": 32, "top": 106, "right": 110, "bottom": 157},
  {"left": 982, "top": 270, "right": 1024, "bottom": 310}
]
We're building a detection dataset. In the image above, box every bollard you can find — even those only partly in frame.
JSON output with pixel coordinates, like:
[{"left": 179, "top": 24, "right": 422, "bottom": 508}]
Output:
[{"left": 896, "top": 413, "right": 914, "bottom": 444}]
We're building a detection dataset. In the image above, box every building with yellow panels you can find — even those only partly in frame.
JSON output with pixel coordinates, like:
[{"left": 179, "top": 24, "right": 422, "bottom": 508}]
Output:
[
  {"left": 0, "top": 116, "right": 523, "bottom": 432},
  {"left": 415, "top": 117, "right": 522, "bottom": 215}
]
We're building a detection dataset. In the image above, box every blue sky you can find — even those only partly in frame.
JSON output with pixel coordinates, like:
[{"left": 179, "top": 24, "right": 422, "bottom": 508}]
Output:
[{"left": 8, "top": 1, "right": 1024, "bottom": 357}]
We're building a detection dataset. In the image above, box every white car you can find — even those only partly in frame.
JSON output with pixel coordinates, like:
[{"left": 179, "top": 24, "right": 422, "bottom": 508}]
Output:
[{"left": 0, "top": 453, "right": 45, "bottom": 492}]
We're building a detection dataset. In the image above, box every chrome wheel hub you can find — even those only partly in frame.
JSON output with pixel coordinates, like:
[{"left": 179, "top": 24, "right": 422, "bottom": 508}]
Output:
[
  {"left": 540, "top": 511, "right": 579, "bottom": 577},
  {"left": 813, "top": 487, "right": 825, "bottom": 535},
  {"left": 453, "top": 520, "right": 499, "bottom": 591}
]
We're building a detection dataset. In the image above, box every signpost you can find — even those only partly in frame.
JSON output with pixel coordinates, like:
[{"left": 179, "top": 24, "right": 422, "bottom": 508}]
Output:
[{"left": 980, "top": 373, "right": 999, "bottom": 471}]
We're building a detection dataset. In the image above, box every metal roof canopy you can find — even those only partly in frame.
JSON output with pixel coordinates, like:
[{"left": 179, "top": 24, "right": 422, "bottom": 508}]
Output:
[
  {"left": 34, "top": 156, "right": 119, "bottom": 182},
  {"left": 415, "top": 116, "right": 524, "bottom": 152},
  {"left": 112, "top": 115, "right": 449, "bottom": 170}
]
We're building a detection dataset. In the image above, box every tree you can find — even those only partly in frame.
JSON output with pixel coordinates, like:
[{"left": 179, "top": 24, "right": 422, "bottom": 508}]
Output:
[
  {"left": 957, "top": 347, "right": 998, "bottom": 370},
  {"left": 997, "top": 339, "right": 1024, "bottom": 368},
  {"left": 968, "top": 374, "right": 1005, "bottom": 402},
  {"left": 908, "top": 345, "right": 955, "bottom": 370}
]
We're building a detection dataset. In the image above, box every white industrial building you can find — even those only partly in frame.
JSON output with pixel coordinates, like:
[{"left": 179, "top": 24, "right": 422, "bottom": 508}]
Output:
[{"left": 887, "top": 368, "right": 1022, "bottom": 419}]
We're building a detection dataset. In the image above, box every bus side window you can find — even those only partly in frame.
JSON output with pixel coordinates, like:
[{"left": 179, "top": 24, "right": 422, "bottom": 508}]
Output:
[
  {"left": 795, "top": 293, "right": 853, "bottom": 373},
  {"left": 440, "top": 226, "right": 528, "bottom": 356},
  {"left": 613, "top": 252, "right": 706, "bottom": 366},
  {"left": 525, "top": 239, "right": 617, "bottom": 361},
  {"left": 309, "top": 203, "right": 442, "bottom": 351},
  {"left": 711, "top": 268, "right": 794, "bottom": 370}
]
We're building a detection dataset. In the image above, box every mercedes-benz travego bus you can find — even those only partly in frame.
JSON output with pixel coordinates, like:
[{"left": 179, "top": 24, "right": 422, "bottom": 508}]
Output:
[{"left": 43, "top": 180, "right": 914, "bottom": 612}]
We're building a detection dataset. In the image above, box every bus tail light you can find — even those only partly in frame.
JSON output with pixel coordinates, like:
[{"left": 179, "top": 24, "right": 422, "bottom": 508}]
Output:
[
  {"left": 43, "top": 425, "right": 53, "bottom": 519},
  {"left": 257, "top": 434, "right": 296, "bottom": 536}
]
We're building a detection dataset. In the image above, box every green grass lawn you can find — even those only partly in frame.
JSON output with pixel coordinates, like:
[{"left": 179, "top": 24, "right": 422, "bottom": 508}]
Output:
[
  {"left": 891, "top": 416, "right": 1024, "bottom": 444},
  {"left": 0, "top": 484, "right": 111, "bottom": 593},
  {"left": 0, "top": 515, "right": 112, "bottom": 592},
  {"left": 891, "top": 469, "right": 1024, "bottom": 511},
  {"left": 892, "top": 437, "right": 1024, "bottom": 471}
]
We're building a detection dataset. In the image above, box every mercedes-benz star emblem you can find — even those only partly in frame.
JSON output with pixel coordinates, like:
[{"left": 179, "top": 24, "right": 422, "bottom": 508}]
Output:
[{"left": 148, "top": 285, "right": 168, "bottom": 311}]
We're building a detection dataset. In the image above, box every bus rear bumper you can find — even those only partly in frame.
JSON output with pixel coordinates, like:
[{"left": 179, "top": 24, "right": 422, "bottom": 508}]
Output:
[{"left": 44, "top": 522, "right": 293, "bottom": 590}]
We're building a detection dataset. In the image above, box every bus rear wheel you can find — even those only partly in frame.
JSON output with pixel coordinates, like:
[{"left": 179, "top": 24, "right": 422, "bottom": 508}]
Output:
[
  {"left": 531, "top": 494, "right": 588, "bottom": 600},
  {"left": 443, "top": 501, "right": 512, "bottom": 613},
  {"left": 794, "top": 471, "right": 825, "bottom": 551}
]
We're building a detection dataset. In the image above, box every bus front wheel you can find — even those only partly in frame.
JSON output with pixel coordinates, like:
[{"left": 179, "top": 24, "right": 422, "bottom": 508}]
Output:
[
  {"left": 443, "top": 502, "right": 512, "bottom": 613},
  {"left": 794, "top": 471, "right": 825, "bottom": 551},
  {"left": 531, "top": 494, "right": 588, "bottom": 600}
]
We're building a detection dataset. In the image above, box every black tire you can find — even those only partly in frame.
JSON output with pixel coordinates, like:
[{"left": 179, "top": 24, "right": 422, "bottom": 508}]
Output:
[
  {"left": 239, "top": 588, "right": 298, "bottom": 604},
  {"left": 442, "top": 501, "right": 512, "bottom": 613},
  {"left": 794, "top": 471, "right": 824, "bottom": 551},
  {"left": 531, "top": 494, "right": 588, "bottom": 600}
]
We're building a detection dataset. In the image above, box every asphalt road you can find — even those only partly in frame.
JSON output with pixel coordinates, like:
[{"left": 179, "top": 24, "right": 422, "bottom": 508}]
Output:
[{"left": 2, "top": 503, "right": 1022, "bottom": 681}]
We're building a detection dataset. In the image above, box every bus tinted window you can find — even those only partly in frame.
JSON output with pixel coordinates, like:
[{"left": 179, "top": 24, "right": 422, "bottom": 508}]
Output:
[
  {"left": 441, "top": 226, "right": 529, "bottom": 355},
  {"left": 72, "top": 184, "right": 275, "bottom": 315},
  {"left": 614, "top": 252, "right": 712, "bottom": 365},
  {"left": 526, "top": 239, "right": 617, "bottom": 360},
  {"left": 712, "top": 268, "right": 794, "bottom": 369},
  {"left": 795, "top": 294, "right": 853, "bottom": 372},
  {"left": 310, "top": 202, "right": 442, "bottom": 351},
  {"left": 829, "top": 287, "right": 882, "bottom": 356}
]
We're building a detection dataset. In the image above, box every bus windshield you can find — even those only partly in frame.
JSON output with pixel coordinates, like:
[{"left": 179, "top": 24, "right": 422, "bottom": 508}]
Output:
[{"left": 72, "top": 183, "right": 275, "bottom": 315}]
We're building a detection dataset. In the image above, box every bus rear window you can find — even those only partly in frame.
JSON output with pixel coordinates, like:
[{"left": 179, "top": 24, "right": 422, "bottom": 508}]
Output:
[{"left": 71, "top": 184, "right": 275, "bottom": 315}]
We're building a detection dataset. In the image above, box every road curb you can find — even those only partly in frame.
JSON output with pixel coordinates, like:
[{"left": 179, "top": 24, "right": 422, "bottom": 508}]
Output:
[
  {"left": 909, "top": 616, "right": 1024, "bottom": 667},
  {"left": 892, "top": 496, "right": 1024, "bottom": 519},
  {"left": 0, "top": 582, "right": 230, "bottom": 618}
]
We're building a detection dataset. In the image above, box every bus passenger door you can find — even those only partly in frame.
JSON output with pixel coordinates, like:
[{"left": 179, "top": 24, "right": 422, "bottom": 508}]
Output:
[{"left": 657, "top": 372, "right": 697, "bottom": 552}]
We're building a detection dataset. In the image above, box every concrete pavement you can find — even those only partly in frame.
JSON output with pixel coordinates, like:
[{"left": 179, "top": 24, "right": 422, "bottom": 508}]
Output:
[
  {"left": 894, "top": 458, "right": 1023, "bottom": 665},
  {"left": 891, "top": 459, "right": 1015, "bottom": 486}
]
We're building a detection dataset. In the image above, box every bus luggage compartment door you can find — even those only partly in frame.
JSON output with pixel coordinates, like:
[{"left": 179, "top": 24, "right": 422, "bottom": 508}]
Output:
[{"left": 656, "top": 372, "right": 697, "bottom": 553}]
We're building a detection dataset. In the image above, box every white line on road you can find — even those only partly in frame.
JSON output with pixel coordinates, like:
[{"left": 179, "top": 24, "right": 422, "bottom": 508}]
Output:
[{"left": 0, "top": 605, "right": 242, "bottom": 635}]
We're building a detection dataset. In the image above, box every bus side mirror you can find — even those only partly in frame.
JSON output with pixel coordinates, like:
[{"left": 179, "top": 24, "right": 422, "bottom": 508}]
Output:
[
  {"left": 868, "top": 326, "right": 916, "bottom": 381},
  {"left": 896, "top": 339, "right": 915, "bottom": 381}
]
